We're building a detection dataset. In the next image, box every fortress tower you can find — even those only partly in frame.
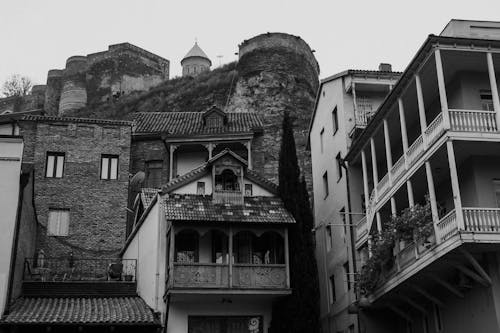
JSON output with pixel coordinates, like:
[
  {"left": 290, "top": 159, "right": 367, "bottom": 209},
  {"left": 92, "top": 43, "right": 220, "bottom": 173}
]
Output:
[
  {"left": 227, "top": 32, "right": 320, "bottom": 190},
  {"left": 181, "top": 42, "right": 212, "bottom": 77}
]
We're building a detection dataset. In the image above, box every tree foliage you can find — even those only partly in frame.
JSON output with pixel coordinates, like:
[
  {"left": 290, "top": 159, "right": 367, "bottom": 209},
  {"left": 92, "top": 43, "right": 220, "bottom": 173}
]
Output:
[
  {"left": 270, "top": 112, "right": 320, "bottom": 333},
  {"left": 2, "top": 74, "right": 32, "bottom": 97}
]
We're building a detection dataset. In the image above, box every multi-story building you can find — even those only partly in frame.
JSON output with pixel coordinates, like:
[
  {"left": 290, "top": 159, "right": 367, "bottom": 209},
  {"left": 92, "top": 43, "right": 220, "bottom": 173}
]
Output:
[
  {"left": 308, "top": 66, "right": 400, "bottom": 332},
  {"left": 122, "top": 107, "right": 295, "bottom": 333},
  {"left": 341, "top": 19, "right": 500, "bottom": 332}
]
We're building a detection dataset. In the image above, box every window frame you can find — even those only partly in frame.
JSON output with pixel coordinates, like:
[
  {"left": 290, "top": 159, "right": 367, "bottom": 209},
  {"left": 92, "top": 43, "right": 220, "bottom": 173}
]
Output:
[
  {"left": 322, "top": 171, "right": 329, "bottom": 199},
  {"left": 320, "top": 128, "right": 325, "bottom": 153},
  {"left": 47, "top": 208, "right": 70, "bottom": 237},
  {"left": 100, "top": 154, "right": 119, "bottom": 180},
  {"left": 332, "top": 107, "right": 339, "bottom": 135},
  {"left": 197, "top": 181, "right": 206, "bottom": 195},
  {"left": 145, "top": 160, "right": 163, "bottom": 188},
  {"left": 45, "top": 152, "right": 65, "bottom": 178},
  {"left": 336, "top": 152, "right": 343, "bottom": 181}
]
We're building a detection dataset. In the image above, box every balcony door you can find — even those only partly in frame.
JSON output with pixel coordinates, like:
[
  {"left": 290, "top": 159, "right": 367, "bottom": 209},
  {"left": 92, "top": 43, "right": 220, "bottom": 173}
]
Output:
[{"left": 188, "top": 316, "right": 262, "bottom": 333}]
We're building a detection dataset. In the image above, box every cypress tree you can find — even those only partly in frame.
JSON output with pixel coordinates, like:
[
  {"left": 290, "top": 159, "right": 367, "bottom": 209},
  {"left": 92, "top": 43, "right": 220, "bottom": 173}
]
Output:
[{"left": 270, "top": 111, "right": 321, "bottom": 333}]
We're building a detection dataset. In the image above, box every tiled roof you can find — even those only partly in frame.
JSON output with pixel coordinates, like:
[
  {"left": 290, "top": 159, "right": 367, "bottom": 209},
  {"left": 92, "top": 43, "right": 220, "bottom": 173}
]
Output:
[
  {"left": 163, "top": 194, "right": 295, "bottom": 224},
  {"left": 22, "top": 115, "right": 132, "bottom": 126},
  {"left": 141, "top": 188, "right": 159, "bottom": 208},
  {"left": 133, "top": 112, "right": 263, "bottom": 135},
  {"left": 182, "top": 42, "right": 210, "bottom": 61},
  {"left": 1, "top": 297, "right": 160, "bottom": 325}
]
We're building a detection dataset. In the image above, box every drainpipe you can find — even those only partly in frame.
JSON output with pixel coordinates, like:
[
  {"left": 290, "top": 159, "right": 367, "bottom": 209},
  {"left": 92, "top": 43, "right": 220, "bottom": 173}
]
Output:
[{"left": 155, "top": 194, "right": 162, "bottom": 312}]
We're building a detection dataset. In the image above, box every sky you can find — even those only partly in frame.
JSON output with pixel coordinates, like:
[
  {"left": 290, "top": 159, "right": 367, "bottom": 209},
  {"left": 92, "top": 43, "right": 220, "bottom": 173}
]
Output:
[{"left": 1, "top": 0, "right": 500, "bottom": 86}]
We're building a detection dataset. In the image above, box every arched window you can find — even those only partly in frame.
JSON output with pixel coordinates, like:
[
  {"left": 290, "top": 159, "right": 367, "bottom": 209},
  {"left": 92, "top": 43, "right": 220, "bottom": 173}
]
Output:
[
  {"left": 233, "top": 231, "right": 257, "bottom": 264},
  {"left": 211, "top": 230, "right": 228, "bottom": 263},
  {"left": 215, "top": 169, "right": 240, "bottom": 191},
  {"left": 256, "top": 232, "right": 285, "bottom": 264},
  {"left": 175, "top": 230, "right": 199, "bottom": 263}
]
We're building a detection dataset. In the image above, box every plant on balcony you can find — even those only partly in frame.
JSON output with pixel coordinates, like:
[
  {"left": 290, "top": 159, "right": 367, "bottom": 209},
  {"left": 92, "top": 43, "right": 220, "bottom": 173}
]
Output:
[
  {"left": 270, "top": 112, "right": 320, "bottom": 333},
  {"left": 358, "top": 199, "right": 433, "bottom": 294}
]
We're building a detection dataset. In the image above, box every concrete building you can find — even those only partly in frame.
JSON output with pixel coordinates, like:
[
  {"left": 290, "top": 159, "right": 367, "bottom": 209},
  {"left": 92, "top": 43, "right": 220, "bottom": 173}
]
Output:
[
  {"left": 338, "top": 19, "right": 500, "bottom": 333},
  {"left": 181, "top": 42, "right": 212, "bottom": 77},
  {"left": 122, "top": 107, "right": 295, "bottom": 333},
  {"left": 308, "top": 66, "right": 400, "bottom": 332}
]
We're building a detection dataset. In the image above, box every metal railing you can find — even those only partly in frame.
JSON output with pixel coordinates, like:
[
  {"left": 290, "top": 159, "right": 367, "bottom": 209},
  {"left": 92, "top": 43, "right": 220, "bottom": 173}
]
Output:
[
  {"left": 213, "top": 190, "right": 244, "bottom": 205},
  {"left": 23, "top": 258, "right": 136, "bottom": 282},
  {"left": 449, "top": 109, "right": 497, "bottom": 132}
]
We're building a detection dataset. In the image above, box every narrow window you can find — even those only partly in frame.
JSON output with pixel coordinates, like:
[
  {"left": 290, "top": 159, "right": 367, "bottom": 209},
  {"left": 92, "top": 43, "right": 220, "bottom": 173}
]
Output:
[
  {"left": 329, "top": 275, "right": 336, "bottom": 304},
  {"left": 197, "top": 181, "right": 205, "bottom": 195},
  {"left": 332, "top": 107, "right": 338, "bottom": 135},
  {"left": 336, "top": 152, "right": 343, "bottom": 180},
  {"left": 320, "top": 128, "right": 325, "bottom": 153},
  {"left": 322, "top": 171, "right": 329, "bottom": 199},
  {"left": 101, "top": 155, "right": 119, "bottom": 180},
  {"left": 434, "top": 304, "right": 443, "bottom": 332},
  {"left": 146, "top": 160, "right": 163, "bottom": 188},
  {"left": 47, "top": 209, "right": 70, "bottom": 236},
  {"left": 244, "top": 184, "right": 253, "bottom": 196},
  {"left": 325, "top": 225, "right": 332, "bottom": 252},
  {"left": 340, "top": 207, "right": 347, "bottom": 237},
  {"left": 344, "top": 261, "right": 351, "bottom": 290},
  {"left": 46, "top": 152, "right": 65, "bottom": 178}
]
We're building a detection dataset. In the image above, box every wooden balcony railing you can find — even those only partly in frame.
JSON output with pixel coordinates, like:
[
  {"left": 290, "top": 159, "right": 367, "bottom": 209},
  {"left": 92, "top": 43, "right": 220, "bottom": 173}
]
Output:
[
  {"left": 213, "top": 190, "right": 244, "bottom": 205},
  {"left": 170, "top": 263, "right": 288, "bottom": 289},
  {"left": 424, "top": 113, "right": 444, "bottom": 146},
  {"left": 355, "top": 110, "right": 376, "bottom": 127},
  {"left": 450, "top": 109, "right": 497, "bottom": 132},
  {"left": 406, "top": 135, "right": 424, "bottom": 166},
  {"left": 23, "top": 258, "right": 136, "bottom": 282},
  {"left": 463, "top": 207, "right": 500, "bottom": 232},
  {"left": 436, "top": 210, "right": 458, "bottom": 242},
  {"left": 376, "top": 174, "right": 390, "bottom": 197},
  {"left": 356, "top": 216, "right": 368, "bottom": 242}
]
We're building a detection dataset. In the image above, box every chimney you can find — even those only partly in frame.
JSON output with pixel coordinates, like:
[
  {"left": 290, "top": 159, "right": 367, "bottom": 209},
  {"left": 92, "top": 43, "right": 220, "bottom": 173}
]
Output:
[{"left": 378, "top": 63, "right": 392, "bottom": 72}]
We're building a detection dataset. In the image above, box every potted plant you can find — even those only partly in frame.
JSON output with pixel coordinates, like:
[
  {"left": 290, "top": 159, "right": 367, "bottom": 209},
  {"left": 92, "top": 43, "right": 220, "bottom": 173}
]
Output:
[{"left": 123, "top": 265, "right": 134, "bottom": 281}]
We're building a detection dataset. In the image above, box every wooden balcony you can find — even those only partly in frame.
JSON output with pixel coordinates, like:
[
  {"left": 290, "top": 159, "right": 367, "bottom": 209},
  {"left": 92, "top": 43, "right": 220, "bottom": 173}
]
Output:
[{"left": 213, "top": 190, "right": 244, "bottom": 205}]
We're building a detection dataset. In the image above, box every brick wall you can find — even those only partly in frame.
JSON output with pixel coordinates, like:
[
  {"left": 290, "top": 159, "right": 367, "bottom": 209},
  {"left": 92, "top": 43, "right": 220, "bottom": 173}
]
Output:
[{"left": 20, "top": 120, "right": 131, "bottom": 258}]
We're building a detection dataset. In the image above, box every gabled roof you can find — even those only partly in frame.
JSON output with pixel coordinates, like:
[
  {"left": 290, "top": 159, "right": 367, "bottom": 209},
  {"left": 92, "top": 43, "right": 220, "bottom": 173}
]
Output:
[
  {"left": 1, "top": 296, "right": 160, "bottom": 326},
  {"left": 133, "top": 112, "right": 263, "bottom": 136},
  {"left": 163, "top": 194, "right": 295, "bottom": 224},
  {"left": 202, "top": 105, "right": 227, "bottom": 121},
  {"left": 182, "top": 42, "right": 211, "bottom": 64},
  {"left": 162, "top": 148, "right": 277, "bottom": 194}
]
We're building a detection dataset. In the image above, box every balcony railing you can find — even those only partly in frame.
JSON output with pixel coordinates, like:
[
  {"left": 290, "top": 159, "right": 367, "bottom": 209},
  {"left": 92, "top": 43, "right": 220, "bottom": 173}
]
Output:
[
  {"left": 463, "top": 207, "right": 500, "bottom": 232},
  {"left": 170, "top": 263, "right": 288, "bottom": 289},
  {"left": 23, "top": 258, "right": 136, "bottom": 282},
  {"left": 406, "top": 135, "right": 424, "bottom": 166},
  {"left": 424, "top": 113, "right": 444, "bottom": 146},
  {"left": 355, "top": 110, "right": 376, "bottom": 127},
  {"left": 376, "top": 174, "right": 389, "bottom": 197},
  {"left": 356, "top": 216, "right": 368, "bottom": 242},
  {"left": 390, "top": 156, "right": 406, "bottom": 183},
  {"left": 450, "top": 109, "right": 497, "bottom": 132},
  {"left": 213, "top": 190, "right": 244, "bottom": 205}
]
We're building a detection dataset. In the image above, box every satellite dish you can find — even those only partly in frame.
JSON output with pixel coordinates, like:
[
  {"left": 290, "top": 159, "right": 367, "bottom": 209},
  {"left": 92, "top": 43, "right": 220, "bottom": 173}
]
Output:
[{"left": 130, "top": 171, "right": 145, "bottom": 188}]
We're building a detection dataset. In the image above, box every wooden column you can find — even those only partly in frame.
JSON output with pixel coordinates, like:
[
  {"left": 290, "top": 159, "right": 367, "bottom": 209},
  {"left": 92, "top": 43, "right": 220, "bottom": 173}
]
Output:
[
  {"left": 398, "top": 98, "right": 409, "bottom": 168},
  {"left": 370, "top": 138, "right": 379, "bottom": 199},
  {"left": 487, "top": 52, "right": 500, "bottom": 130},
  {"left": 446, "top": 140, "right": 465, "bottom": 230},
  {"left": 352, "top": 82, "right": 358, "bottom": 114},
  {"left": 228, "top": 226, "right": 233, "bottom": 288},
  {"left": 376, "top": 212, "right": 382, "bottom": 233},
  {"left": 169, "top": 144, "right": 178, "bottom": 181},
  {"left": 391, "top": 197, "right": 397, "bottom": 216},
  {"left": 415, "top": 75, "right": 428, "bottom": 145},
  {"left": 361, "top": 150, "right": 370, "bottom": 212},
  {"left": 425, "top": 161, "right": 440, "bottom": 239},
  {"left": 407, "top": 180, "right": 415, "bottom": 207},
  {"left": 383, "top": 119, "right": 393, "bottom": 185},
  {"left": 284, "top": 228, "right": 290, "bottom": 288},
  {"left": 169, "top": 224, "right": 175, "bottom": 288},
  {"left": 246, "top": 141, "right": 252, "bottom": 169},
  {"left": 435, "top": 49, "right": 450, "bottom": 129}
]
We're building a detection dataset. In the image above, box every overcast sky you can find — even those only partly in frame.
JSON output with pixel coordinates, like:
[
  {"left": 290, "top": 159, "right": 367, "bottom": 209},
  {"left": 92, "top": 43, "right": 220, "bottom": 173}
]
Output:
[{"left": 1, "top": 0, "right": 500, "bottom": 86}]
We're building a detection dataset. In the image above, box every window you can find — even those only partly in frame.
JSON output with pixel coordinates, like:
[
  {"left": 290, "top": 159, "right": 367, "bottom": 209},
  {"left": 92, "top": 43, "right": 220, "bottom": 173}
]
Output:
[
  {"left": 336, "top": 152, "right": 343, "bottom": 180},
  {"left": 340, "top": 207, "right": 347, "bottom": 237},
  {"left": 329, "top": 275, "right": 336, "bottom": 304},
  {"left": 325, "top": 225, "right": 332, "bottom": 252},
  {"left": 175, "top": 230, "right": 199, "bottom": 262},
  {"left": 322, "top": 171, "right": 329, "bottom": 198},
  {"left": 45, "top": 152, "right": 65, "bottom": 178},
  {"left": 146, "top": 160, "right": 163, "bottom": 188},
  {"left": 101, "top": 155, "right": 119, "bottom": 180},
  {"left": 320, "top": 128, "right": 325, "bottom": 153},
  {"left": 197, "top": 182, "right": 206, "bottom": 195},
  {"left": 47, "top": 209, "right": 69, "bottom": 236},
  {"left": 434, "top": 304, "right": 443, "bottom": 332},
  {"left": 332, "top": 107, "right": 338, "bottom": 135},
  {"left": 244, "top": 184, "right": 253, "bottom": 196},
  {"left": 480, "top": 90, "right": 494, "bottom": 111},
  {"left": 344, "top": 262, "right": 351, "bottom": 290}
]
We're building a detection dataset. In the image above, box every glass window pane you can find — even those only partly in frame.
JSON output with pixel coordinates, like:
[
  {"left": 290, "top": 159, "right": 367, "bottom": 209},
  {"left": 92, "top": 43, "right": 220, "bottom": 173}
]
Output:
[
  {"left": 47, "top": 211, "right": 58, "bottom": 235},
  {"left": 110, "top": 157, "right": 118, "bottom": 179},
  {"left": 46, "top": 155, "right": 55, "bottom": 177},
  {"left": 60, "top": 211, "right": 69, "bottom": 236},
  {"left": 55, "top": 155, "right": 64, "bottom": 178},
  {"left": 101, "top": 157, "right": 109, "bottom": 179}
]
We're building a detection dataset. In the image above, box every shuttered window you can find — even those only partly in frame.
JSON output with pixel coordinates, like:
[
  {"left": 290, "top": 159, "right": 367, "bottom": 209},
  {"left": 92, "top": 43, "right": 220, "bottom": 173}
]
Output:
[{"left": 47, "top": 210, "right": 70, "bottom": 236}]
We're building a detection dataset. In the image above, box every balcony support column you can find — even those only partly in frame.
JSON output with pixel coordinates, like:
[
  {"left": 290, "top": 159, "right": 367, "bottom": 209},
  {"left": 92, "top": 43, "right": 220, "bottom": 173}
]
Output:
[
  {"left": 376, "top": 211, "right": 382, "bottom": 233},
  {"left": 487, "top": 52, "right": 500, "bottom": 130},
  {"left": 446, "top": 140, "right": 465, "bottom": 230},
  {"left": 425, "top": 161, "right": 440, "bottom": 241},
  {"left": 398, "top": 98, "right": 409, "bottom": 166},
  {"left": 370, "top": 138, "right": 379, "bottom": 200},
  {"left": 407, "top": 180, "right": 415, "bottom": 207},
  {"left": 228, "top": 226, "right": 233, "bottom": 288},
  {"left": 246, "top": 141, "right": 252, "bottom": 169},
  {"left": 361, "top": 150, "right": 370, "bottom": 212},
  {"left": 415, "top": 75, "right": 428, "bottom": 147},
  {"left": 169, "top": 144, "right": 178, "bottom": 181},
  {"left": 435, "top": 49, "right": 450, "bottom": 130},
  {"left": 168, "top": 225, "right": 175, "bottom": 288},
  {"left": 284, "top": 228, "right": 290, "bottom": 288},
  {"left": 383, "top": 119, "right": 393, "bottom": 185},
  {"left": 391, "top": 197, "right": 397, "bottom": 216},
  {"left": 352, "top": 82, "right": 358, "bottom": 115}
]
